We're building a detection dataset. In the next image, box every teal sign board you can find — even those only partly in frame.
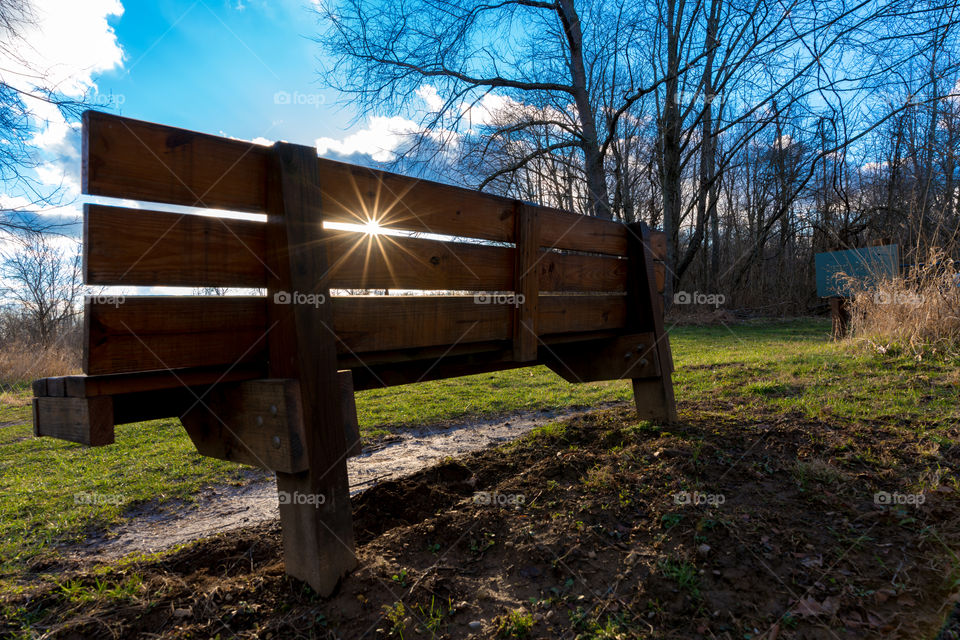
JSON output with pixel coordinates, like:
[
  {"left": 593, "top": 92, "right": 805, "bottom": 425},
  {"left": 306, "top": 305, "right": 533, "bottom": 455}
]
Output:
[{"left": 815, "top": 245, "right": 899, "bottom": 298}]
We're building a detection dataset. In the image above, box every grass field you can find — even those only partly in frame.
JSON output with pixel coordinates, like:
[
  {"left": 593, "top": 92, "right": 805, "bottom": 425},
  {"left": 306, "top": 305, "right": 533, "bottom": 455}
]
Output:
[{"left": 1, "top": 317, "right": 958, "bottom": 600}]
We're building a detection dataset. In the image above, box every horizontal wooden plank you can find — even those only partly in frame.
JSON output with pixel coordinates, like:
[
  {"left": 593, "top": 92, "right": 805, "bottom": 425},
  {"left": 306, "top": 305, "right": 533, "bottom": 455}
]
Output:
[
  {"left": 539, "top": 208, "right": 628, "bottom": 256},
  {"left": 85, "top": 294, "right": 628, "bottom": 375},
  {"left": 540, "top": 294, "right": 627, "bottom": 334},
  {"left": 84, "top": 204, "right": 268, "bottom": 288},
  {"left": 84, "top": 296, "right": 269, "bottom": 375},
  {"left": 324, "top": 231, "right": 513, "bottom": 291},
  {"left": 83, "top": 111, "right": 270, "bottom": 212},
  {"left": 40, "top": 364, "right": 267, "bottom": 398},
  {"left": 317, "top": 158, "right": 516, "bottom": 243},
  {"left": 544, "top": 332, "right": 659, "bottom": 382},
  {"left": 33, "top": 396, "right": 114, "bottom": 446},
  {"left": 331, "top": 296, "right": 511, "bottom": 353},
  {"left": 83, "top": 112, "right": 634, "bottom": 255},
  {"left": 540, "top": 251, "right": 627, "bottom": 292},
  {"left": 85, "top": 204, "right": 624, "bottom": 292}
]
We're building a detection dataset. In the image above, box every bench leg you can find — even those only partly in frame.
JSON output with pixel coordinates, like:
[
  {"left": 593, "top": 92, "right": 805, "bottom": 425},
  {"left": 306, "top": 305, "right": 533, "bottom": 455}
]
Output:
[
  {"left": 275, "top": 461, "right": 355, "bottom": 595},
  {"left": 632, "top": 378, "right": 676, "bottom": 422}
]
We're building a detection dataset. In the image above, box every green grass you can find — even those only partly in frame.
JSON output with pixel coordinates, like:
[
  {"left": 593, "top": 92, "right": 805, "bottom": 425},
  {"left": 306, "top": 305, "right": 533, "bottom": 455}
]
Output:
[{"left": 2, "top": 318, "right": 958, "bottom": 590}]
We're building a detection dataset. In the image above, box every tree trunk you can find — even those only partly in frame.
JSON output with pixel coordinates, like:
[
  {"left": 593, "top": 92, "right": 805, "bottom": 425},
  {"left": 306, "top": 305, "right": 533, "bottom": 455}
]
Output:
[{"left": 557, "top": 0, "right": 611, "bottom": 220}]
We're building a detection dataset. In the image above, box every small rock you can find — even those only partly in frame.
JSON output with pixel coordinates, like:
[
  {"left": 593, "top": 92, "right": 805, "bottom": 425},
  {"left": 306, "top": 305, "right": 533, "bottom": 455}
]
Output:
[
  {"left": 587, "top": 550, "right": 597, "bottom": 559},
  {"left": 173, "top": 608, "right": 191, "bottom": 618},
  {"left": 697, "top": 543, "right": 711, "bottom": 556},
  {"left": 467, "top": 620, "right": 482, "bottom": 631}
]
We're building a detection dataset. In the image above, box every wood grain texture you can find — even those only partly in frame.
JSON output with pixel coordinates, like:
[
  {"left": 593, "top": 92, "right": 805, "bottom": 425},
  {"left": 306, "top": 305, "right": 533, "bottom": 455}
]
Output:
[
  {"left": 513, "top": 204, "right": 539, "bottom": 361},
  {"left": 267, "top": 142, "right": 356, "bottom": 596},
  {"left": 539, "top": 251, "right": 627, "bottom": 292},
  {"left": 539, "top": 207, "right": 628, "bottom": 256},
  {"left": 33, "top": 396, "right": 114, "bottom": 446},
  {"left": 82, "top": 112, "right": 633, "bottom": 255},
  {"left": 84, "top": 296, "right": 268, "bottom": 375},
  {"left": 84, "top": 204, "right": 267, "bottom": 287},
  {"left": 83, "top": 111, "right": 269, "bottom": 212},
  {"left": 59, "top": 364, "right": 265, "bottom": 398},
  {"left": 544, "top": 332, "right": 659, "bottom": 383},
  {"left": 83, "top": 294, "right": 629, "bottom": 376},
  {"left": 180, "top": 378, "right": 308, "bottom": 473},
  {"left": 84, "top": 203, "right": 626, "bottom": 293},
  {"left": 626, "top": 222, "right": 677, "bottom": 423}
]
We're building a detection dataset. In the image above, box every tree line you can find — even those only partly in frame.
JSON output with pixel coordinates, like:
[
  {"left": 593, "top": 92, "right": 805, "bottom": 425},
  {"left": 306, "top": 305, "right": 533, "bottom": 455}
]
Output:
[{"left": 318, "top": 0, "right": 960, "bottom": 311}]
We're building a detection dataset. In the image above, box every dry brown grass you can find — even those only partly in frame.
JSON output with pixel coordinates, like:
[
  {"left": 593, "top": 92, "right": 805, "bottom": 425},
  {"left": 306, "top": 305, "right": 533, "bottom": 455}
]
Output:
[
  {"left": 847, "top": 250, "right": 960, "bottom": 358},
  {"left": 0, "top": 340, "right": 80, "bottom": 391}
]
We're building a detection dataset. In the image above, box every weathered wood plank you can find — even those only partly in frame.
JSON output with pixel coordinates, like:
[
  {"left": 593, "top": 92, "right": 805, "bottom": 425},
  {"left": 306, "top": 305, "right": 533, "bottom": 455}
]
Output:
[
  {"left": 83, "top": 113, "right": 633, "bottom": 256},
  {"left": 85, "top": 203, "right": 626, "bottom": 293},
  {"left": 84, "top": 296, "right": 268, "bottom": 375},
  {"left": 539, "top": 294, "right": 627, "bottom": 335},
  {"left": 324, "top": 231, "right": 513, "bottom": 291},
  {"left": 84, "top": 294, "right": 629, "bottom": 376},
  {"left": 60, "top": 364, "right": 265, "bottom": 398},
  {"left": 33, "top": 396, "right": 114, "bottom": 446},
  {"left": 539, "top": 208, "right": 628, "bottom": 256},
  {"left": 544, "top": 332, "right": 659, "bottom": 382},
  {"left": 513, "top": 204, "right": 539, "bottom": 361},
  {"left": 83, "top": 111, "right": 270, "bottom": 212},
  {"left": 267, "top": 142, "right": 356, "bottom": 596},
  {"left": 539, "top": 251, "right": 627, "bottom": 292},
  {"left": 626, "top": 222, "right": 677, "bottom": 423},
  {"left": 180, "top": 378, "right": 308, "bottom": 473},
  {"left": 84, "top": 204, "right": 267, "bottom": 288}
]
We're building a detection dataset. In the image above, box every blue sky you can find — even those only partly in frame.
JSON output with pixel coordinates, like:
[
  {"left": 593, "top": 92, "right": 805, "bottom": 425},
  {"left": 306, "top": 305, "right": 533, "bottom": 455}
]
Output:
[
  {"left": 0, "top": 0, "right": 442, "bottom": 229},
  {"left": 96, "top": 0, "right": 353, "bottom": 146}
]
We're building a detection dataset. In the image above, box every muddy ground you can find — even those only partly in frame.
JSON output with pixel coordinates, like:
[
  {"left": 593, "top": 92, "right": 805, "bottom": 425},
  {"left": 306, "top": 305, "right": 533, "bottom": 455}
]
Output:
[
  {"left": 62, "top": 406, "right": 603, "bottom": 561},
  {"left": 4, "top": 404, "right": 960, "bottom": 639}
]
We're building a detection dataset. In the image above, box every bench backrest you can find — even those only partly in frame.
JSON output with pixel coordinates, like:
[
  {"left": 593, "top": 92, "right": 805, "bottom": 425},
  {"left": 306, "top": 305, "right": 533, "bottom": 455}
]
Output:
[{"left": 79, "top": 111, "right": 666, "bottom": 388}]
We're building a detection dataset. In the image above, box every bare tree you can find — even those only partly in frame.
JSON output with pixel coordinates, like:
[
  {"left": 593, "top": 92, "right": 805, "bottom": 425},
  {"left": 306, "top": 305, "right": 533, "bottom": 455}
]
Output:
[
  {"left": 0, "top": 230, "right": 82, "bottom": 347},
  {"left": 315, "top": 0, "right": 710, "bottom": 219},
  {"left": 0, "top": 0, "right": 85, "bottom": 233}
]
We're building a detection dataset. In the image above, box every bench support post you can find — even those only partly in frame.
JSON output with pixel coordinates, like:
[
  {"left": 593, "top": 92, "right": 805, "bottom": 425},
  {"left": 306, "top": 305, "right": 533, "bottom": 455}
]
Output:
[
  {"left": 513, "top": 202, "right": 540, "bottom": 361},
  {"left": 266, "top": 142, "right": 356, "bottom": 595},
  {"left": 627, "top": 222, "right": 677, "bottom": 423}
]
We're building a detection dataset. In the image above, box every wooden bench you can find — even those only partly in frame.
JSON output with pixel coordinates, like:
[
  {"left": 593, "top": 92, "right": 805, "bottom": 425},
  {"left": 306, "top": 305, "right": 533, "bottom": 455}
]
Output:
[{"left": 31, "top": 111, "right": 676, "bottom": 595}]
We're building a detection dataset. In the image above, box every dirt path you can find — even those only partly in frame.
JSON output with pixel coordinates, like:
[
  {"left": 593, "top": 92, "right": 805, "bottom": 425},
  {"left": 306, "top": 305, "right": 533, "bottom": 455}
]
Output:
[{"left": 65, "top": 404, "right": 615, "bottom": 560}]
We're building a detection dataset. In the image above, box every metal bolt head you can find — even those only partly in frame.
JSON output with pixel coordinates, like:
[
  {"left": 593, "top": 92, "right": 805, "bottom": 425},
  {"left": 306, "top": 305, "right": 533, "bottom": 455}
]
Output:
[
  {"left": 272, "top": 435, "right": 281, "bottom": 449},
  {"left": 624, "top": 351, "right": 633, "bottom": 360},
  {"left": 269, "top": 404, "right": 278, "bottom": 416},
  {"left": 256, "top": 415, "right": 264, "bottom": 426}
]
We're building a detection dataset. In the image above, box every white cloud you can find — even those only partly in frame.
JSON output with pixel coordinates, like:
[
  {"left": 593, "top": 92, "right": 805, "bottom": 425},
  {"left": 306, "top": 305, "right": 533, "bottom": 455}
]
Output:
[
  {"left": 315, "top": 115, "right": 420, "bottom": 162},
  {"left": 13, "top": 0, "right": 125, "bottom": 96},
  {"left": 0, "top": 0, "right": 124, "bottom": 219},
  {"left": 417, "top": 85, "right": 444, "bottom": 112}
]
